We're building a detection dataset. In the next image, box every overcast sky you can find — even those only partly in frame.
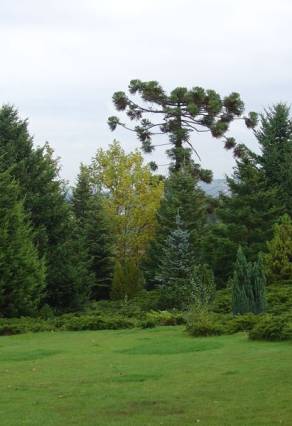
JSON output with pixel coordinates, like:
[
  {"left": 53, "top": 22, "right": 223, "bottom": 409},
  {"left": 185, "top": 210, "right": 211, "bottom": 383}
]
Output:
[{"left": 1, "top": 0, "right": 291, "bottom": 183}]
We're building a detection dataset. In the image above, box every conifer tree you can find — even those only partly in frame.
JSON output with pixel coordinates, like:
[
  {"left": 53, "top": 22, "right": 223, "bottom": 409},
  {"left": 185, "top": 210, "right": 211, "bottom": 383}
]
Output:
[
  {"left": 110, "top": 261, "right": 125, "bottom": 300},
  {"left": 191, "top": 264, "right": 216, "bottom": 309},
  {"left": 0, "top": 170, "right": 45, "bottom": 317},
  {"left": 257, "top": 104, "right": 292, "bottom": 211},
  {"left": 232, "top": 247, "right": 253, "bottom": 315},
  {"left": 108, "top": 79, "right": 257, "bottom": 172},
  {"left": 0, "top": 105, "right": 93, "bottom": 311},
  {"left": 156, "top": 212, "right": 194, "bottom": 309},
  {"left": 232, "top": 247, "right": 266, "bottom": 315},
  {"left": 203, "top": 106, "right": 290, "bottom": 286},
  {"left": 251, "top": 255, "right": 267, "bottom": 314},
  {"left": 264, "top": 214, "right": 292, "bottom": 283},
  {"left": 72, "top": 164, "right": 114, "bottom": 299},
  {"left": 110, "top": 259, "right": 144, "bottom": 300},
  {"left": 50, "top": 224, "right": 94, "bottom": 311},
  {"left": 124, "top": 258, "right": 144, "bottom": 299},
  {"left": 143, "top": 166, "right": 207, "bottom": 288},
  {"left": 72, "top": 163, "right": 93, "bottom": 225}
]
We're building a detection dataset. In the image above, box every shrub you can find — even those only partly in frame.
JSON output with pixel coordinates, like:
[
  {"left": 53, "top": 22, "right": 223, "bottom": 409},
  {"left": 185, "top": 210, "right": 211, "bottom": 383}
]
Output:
[
  {"left": 86, "top": 290, "right": 161, "bottom": 319},
  {"left": 191, "top": 264, "right": 216, "bottom": 308},
  {"left": 142, "top": 310, "right": 186, "bottom": 328},
  {"left": 0, "top": 322, "right": 25, "bottom": 336},
  {"left": 0, "top": 318, "right": 55, "bottom": 336},
  {"left": 111, "top": 259, "right": 144, "bottom": 300},
  {"left": 224, "top": 313, "right": 258, "bottom": 334},
  {"left": 130, "top": 290, "right": 161, "bottom": 312},
  {"left": 267, "top": 284, "right": 292, "bottom": 317},
  {"left": 186, "top": 308, "right": 223, "bottom": 337},
  {"left": 140, "top": 318, "right": 157, "bottom": 329},
  {"left": 248, "top": 315, "right": 292, "bottom": 341},
  {"left": 213, "top": 289, "right": 232, "bottom": 314},
  {"left": 55, "top": 314, "right": 137, "bottom": 331}
]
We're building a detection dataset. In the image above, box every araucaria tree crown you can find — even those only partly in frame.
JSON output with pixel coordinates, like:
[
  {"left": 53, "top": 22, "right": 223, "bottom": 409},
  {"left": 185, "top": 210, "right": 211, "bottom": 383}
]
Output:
[{"left": 108, "top": 80, "right": 258, "bottom": 175}]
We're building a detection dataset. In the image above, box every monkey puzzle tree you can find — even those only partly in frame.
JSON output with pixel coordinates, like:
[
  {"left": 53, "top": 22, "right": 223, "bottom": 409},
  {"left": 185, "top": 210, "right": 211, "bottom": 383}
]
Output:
[{"left": 108, "top": 79, "right": 258, "bottom": 173}]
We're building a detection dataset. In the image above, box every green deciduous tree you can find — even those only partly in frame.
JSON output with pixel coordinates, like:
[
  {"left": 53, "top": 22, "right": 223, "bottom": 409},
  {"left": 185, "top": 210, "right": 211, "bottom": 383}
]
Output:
[
  {"left": 0, "top": 170, "right": 45, "bottom": 317},
  {"left": 90, "top": 140, "right": 164, "bottom": 263},
  {"left": 108, "top": 79, "right": 257, "bottom": 172}
]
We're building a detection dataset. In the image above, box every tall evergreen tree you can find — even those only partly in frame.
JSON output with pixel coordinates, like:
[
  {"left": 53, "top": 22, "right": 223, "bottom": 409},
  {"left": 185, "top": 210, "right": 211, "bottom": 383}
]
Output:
[
  {"left": 232, "top": 247, "right": 266, "bottom": 315},
  {"left": 203, "top": 106, "right": 291, "bottom": 286},
  {"left": 0, "top": 105, "right": 92, "bottom": 311},
  {"left": 49, "top": 223, "right": 94, "bottom": 311},
  {"left": 71, "top": 163, "right": 93, "bottom": 225},
  {"left": 257, "top": 104, "right": 292, "bottom": 211},
  {"left": 203, "top": 156, "right": 283, "bottom": 286},
  {"left": 251, "top": 255, "right": 267, "bottom": 314},
  {"left": 0, "top": 169, "right": 45, "bottom": 317},
  {"left": 232, "top": 247, "right": 252, "bottom": 315},
  {"left": 72, "top": 164, "right": 114, "bottom": 299},
  {"left": 108, "top": 79, "right": 257, "bottom": 172},
  {"left": 143, "top": 166, "right": 207, "bottom": 288},
  {"left": 156, "top": 212, "right": 195, "bottom": 310}
]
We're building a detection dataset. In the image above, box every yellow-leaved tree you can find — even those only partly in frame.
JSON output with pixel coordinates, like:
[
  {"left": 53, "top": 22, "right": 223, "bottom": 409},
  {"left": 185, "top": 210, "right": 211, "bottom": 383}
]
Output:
[{"left": 90, "top": 140, "right": 164, "bottom": 264}]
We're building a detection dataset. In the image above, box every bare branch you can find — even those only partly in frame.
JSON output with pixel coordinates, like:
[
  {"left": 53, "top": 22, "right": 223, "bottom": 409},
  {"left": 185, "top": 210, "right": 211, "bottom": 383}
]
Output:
[{"left": 186, "top": 141, "right": 202, "bottom": 161}]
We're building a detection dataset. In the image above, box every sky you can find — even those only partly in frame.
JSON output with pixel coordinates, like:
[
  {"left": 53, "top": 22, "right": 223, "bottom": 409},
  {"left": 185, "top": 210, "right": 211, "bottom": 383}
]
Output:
[{"left": 1, "top": 0, "right": 291, "bottom": 183}]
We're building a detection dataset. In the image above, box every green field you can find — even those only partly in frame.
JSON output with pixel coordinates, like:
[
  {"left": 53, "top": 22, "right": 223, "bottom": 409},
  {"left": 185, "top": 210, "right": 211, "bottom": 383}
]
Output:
[{"left": 1, "top": 327, "right": 292, "bottom": 425}]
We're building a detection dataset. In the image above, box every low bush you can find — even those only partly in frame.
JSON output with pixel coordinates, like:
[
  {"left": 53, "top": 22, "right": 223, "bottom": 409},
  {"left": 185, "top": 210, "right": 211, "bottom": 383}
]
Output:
[
  {"left": 223, "top": 313, "right": 258, "bottom": 334},
  {"left": 212, "top": 289, "right": 232, "bottom": 314},
  {"left": 0, "top": 322, "right": 25, "bottom": 336},
  {"left": 142, "top": 310, "right": 186, "bottom": 328},
  {"left": 186, "top": 308, "right": 223, "bottom": 337},
  {"left": 1, "top": 305, "right": 186, "bottom": 335},
  {"left": 248, "top": 315, "right": 292, "bottom": 341},
  {"left": 85, "top": 290, "right": 161, "bottom": 319},
  {"left": 54, "top": 314, "right": 137, "bottom": 331},
  {"left": 267, "top": 284, "right": 292, "bottom": 317},
  {"left": 0, "top": 318, "right": 54, "bottom": 336}
]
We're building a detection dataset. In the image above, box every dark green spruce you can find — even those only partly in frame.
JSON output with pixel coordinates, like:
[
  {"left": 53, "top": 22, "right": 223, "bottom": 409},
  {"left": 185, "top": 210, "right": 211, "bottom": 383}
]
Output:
[
  {"left": 72, "top": 163, "right": 114, "bottom": 299},
  {"left": 0, "top": 169, "right": 45, "bottom": 317}
]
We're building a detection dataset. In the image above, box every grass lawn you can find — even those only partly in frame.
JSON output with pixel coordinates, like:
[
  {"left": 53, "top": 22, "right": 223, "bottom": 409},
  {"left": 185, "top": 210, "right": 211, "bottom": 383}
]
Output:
[{"left": 0, "top": 327, "right": 292, "bottom": 425}]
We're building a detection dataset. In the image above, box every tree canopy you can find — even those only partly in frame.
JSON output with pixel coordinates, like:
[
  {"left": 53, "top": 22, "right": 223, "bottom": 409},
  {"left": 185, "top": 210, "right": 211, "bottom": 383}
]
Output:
[{"left": 108, "top": 79, "right": 258, "bottom": 173}]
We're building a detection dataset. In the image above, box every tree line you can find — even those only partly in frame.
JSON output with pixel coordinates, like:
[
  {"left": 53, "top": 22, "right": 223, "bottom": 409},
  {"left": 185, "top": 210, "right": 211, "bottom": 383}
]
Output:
[{"left": 1, "top": 80, "right": 292, "bottom": 318}]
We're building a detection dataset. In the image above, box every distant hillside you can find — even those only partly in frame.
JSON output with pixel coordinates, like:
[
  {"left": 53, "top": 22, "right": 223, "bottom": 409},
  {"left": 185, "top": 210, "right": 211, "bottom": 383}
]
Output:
[{"left": 199, "top": 178, "right": 229, "bottom": 197}]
